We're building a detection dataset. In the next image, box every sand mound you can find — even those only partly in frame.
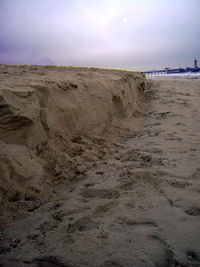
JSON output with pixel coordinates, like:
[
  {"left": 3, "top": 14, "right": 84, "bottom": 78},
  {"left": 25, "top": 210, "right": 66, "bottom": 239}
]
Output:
[{"left": 0, "top": 65, "right": 146, "bottom": 221}]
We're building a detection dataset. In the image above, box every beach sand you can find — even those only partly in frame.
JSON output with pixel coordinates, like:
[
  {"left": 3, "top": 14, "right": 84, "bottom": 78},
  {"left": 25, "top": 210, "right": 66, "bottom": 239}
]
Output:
[{"left": 0, "top": 65, "right": 200, "bottom": 266}]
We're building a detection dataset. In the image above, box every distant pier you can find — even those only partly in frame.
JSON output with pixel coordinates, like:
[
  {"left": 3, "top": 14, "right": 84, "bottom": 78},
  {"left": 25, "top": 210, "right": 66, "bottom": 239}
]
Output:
[{"left": 143, "top": 58, "right": 200, "bottom": 75}]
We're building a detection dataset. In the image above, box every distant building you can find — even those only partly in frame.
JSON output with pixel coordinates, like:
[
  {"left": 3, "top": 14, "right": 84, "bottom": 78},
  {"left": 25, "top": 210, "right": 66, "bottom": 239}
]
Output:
[{"left": 194, "top": 58, "right": 198, "bottom": 68}]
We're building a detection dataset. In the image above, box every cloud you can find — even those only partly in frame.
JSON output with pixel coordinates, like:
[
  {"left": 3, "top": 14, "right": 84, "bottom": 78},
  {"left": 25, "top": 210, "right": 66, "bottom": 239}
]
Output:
[{"left": 0, "top": 0, "right": 200, "bottom": 70}]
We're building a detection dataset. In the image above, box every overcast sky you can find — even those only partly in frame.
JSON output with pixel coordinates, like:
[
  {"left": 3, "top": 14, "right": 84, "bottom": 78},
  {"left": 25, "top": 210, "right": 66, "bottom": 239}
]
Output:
[{"left": 0, "top": 0, "right": 200, "bottom": 71}]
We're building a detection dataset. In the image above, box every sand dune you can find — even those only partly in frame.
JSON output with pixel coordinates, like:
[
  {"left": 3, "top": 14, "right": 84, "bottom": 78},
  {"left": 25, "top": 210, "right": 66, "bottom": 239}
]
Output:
[
  {"left": 0, "top": 66, "right": 200, "bottom": 266},
  {"left": 0, "top": 65, "right": 146, "bottom": 223}
]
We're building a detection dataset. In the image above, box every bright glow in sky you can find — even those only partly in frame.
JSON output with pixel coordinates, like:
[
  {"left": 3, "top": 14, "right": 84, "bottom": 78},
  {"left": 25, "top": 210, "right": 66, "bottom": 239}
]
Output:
[{"left": 0, "top": 0, "right": 200, "bottom": 70}]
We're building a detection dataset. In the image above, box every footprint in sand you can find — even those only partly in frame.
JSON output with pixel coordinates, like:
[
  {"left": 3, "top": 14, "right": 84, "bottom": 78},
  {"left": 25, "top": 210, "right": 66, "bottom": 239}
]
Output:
[
  {"left": 117, "top": 216, "right": 158, "bottom": 228},
  {"left": 24, "top": 256, "right": 70, "bottom": 267},
  {"left": 81, "top": 188, "right": 120, "bottom": 199},
  {"left": 93, "top": 201, "right": 119, "bottom": 216},
  {"left": 118, "top": 170, "right": 161, "bottom": 188},
  {"left": 51, "top": 210, "right": 68, "bottom": 222},
  {"left": 67, "top": 216, "right": 96, "bottom": 233},
  {"left": 184, "top": 207, "right": 200, "bottom": 216}
]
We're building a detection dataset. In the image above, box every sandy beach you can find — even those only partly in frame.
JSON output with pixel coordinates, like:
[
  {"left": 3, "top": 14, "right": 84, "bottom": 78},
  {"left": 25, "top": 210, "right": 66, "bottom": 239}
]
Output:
[{"left": 0, "top": 65, "right": 200, "bottom": 266}]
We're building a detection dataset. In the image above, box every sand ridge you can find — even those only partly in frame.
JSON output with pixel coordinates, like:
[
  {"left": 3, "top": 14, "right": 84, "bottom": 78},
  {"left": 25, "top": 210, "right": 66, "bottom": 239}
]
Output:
[{"left": 0, "top": 64, "right": 146, "bottom": 223}]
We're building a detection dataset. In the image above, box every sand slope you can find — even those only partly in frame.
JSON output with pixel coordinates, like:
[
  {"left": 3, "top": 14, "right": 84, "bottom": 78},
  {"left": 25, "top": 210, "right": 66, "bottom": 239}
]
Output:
[
  {"left": 0, "top": 68, "right": 200, "bottom": 266},
  {"left": 0, "top": 65, "right": 146, "bottom": 222}
]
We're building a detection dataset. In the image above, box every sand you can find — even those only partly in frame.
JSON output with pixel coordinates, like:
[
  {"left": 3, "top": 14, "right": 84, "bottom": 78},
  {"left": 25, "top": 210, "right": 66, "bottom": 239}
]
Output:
[
  {"left": 0, "top": 65, "right": 146, "bottom": 223},
  {"left": 0, "top": 66, "right": 200, "bottom": 266}
]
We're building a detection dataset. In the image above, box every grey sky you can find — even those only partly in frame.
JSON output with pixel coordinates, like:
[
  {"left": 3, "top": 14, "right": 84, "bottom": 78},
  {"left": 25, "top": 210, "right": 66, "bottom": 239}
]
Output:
[{"left": 0, "top": 0, "right": 199, "bottom": 71}]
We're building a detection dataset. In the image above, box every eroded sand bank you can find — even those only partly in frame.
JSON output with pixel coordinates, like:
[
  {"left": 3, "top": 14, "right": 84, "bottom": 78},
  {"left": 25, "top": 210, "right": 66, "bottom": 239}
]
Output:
[
  {"left": 0, "top": 66, "right": 200, "bottom": 266},
  {"left": 0, "top": 65, "right": 146, "bottom": 222}
]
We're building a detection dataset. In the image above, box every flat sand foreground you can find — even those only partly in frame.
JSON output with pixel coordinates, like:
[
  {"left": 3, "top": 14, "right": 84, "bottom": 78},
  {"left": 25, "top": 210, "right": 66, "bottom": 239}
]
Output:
[{"left": 0, "top": 66, "right": 200, "bottom": 266}]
